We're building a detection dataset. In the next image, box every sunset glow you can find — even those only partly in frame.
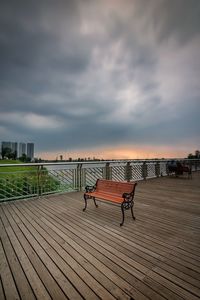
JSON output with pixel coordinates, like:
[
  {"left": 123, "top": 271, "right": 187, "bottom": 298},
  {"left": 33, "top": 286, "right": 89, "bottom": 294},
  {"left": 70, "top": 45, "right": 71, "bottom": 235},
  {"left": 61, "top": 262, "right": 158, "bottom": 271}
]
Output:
[{"left": 38, "top": 143, "right": 194, "bottom": 161}]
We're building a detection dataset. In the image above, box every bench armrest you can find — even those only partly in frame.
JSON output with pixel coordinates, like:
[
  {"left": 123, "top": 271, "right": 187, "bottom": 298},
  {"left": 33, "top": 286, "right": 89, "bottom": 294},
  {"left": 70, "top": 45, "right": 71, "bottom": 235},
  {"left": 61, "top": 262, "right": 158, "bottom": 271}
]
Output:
[
  {"left": 122, "top": 192, "right": 132, "bottom": 201},
  {"left": 85, "top": 185, "right": 96, "bottom": 192}
]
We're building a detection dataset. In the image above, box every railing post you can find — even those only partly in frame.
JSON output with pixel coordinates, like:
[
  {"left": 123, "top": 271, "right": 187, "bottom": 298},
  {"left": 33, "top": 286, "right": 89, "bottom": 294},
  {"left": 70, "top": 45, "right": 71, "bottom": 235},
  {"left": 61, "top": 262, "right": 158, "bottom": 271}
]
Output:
[
  {"left": 104, "top": 162, "right": 111, "bottom": 180},
  {"left": 155, "top": 162, "right": 160, "bottom": 177},
  {"left": 125, "top": 162, "right": 132, "bottom": 182},
  {"left": 37, "top": 165, "right": 42, "bottom": 196},
  {"left": 22, "top": 177, "right": 29, "bottom": 195},
  {"left": 187, "top": 160, "right": 193, "bottom": 172},
  {"left": 142, "top": 162, "right": 147, "bottom": 180},
  {"left": 166, "top": 161, "right": 170, "bottom": 176},
  {"left": 76, "top": 163, "right": 82, "bottom": 191},
  {"left": 194, "top": 159, "right": 198, "bottom": 171},
  {"left": 81, "top": 167, "right": 86, "bottom": 190}
]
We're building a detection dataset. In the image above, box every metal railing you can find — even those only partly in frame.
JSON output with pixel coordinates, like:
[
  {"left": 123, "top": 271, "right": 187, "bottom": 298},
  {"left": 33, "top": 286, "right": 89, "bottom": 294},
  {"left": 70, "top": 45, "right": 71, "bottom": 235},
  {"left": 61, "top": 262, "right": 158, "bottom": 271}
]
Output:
[{"left": 0, "top": 159, "right": 200, "bottom": 202}]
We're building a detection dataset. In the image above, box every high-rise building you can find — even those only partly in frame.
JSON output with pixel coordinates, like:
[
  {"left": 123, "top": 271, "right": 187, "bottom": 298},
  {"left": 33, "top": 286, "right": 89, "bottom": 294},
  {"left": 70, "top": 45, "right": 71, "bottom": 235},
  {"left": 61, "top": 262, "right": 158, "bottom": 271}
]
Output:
[
  {"left": 27, "top": 143, "right": 34, "bottom": 160},
  {"left": 1, "top": 141, "right": 18, "bottom": 158},
  {"left": 11, "top": 142, "right": 18, "bottom": 157},
  {"left": 18, "top": 143, "right": 26, "bottom": 158},
  {"left": 1, "top": 141, "right": 34, "bottom": 160},
  {"left": 1, "top": 141, "right": 12, "bottom": 151}
]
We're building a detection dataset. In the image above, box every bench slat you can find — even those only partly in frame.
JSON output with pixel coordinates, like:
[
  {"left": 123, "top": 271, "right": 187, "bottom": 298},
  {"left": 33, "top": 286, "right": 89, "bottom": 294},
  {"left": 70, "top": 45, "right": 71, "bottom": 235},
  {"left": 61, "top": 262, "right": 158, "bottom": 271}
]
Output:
[{"left": 84, "top": 192, "right": 123, "bottom": 204}]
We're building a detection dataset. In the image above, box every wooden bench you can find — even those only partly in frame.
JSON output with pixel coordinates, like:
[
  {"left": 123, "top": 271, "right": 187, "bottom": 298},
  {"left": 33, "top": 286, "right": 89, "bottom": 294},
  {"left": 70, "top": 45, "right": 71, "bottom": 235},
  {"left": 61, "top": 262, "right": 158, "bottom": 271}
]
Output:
[{"left": 83, "top": 179, "right": 137, "bottom": 226}]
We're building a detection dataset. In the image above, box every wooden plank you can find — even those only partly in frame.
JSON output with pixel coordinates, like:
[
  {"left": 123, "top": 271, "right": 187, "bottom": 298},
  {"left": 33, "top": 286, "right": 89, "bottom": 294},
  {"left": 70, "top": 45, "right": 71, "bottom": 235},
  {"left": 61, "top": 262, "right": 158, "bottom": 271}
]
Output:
[
  {"left": 7, "top": 203, "right": 114, "bottom": 300},
  {"left": 53, "top": 194, "right": 200, "bottom": 272},
  {"left": 21, "top": 200, "right": 168, "bottom": 300},
  {"left": 151, "top": 266, "right": 200, "bottom": 297},
  {"left": 11, "top": 201, "right": 148, "bottom": 300},
  {"left": 0, "top": 216, "right": 36, "bottom": 300},
  {"left": 24, "top": 196, "right": 187, "bottom": 300},
  {"left": 0, "top": 208, "right": 51, "bottom": 300},
  {"left": 2, "top": 204, "right": 85, "bottom": 300},
  {"left": 66, "top": 204, "right": 200, "bottom": 281},
  {"left": 38, "top": 195, "right": 200, "bottom": 298},
  {"left": 68, "top": 209, "right": 200, "bottom": 288},
  {"left": 144, "top": 270, "right": 200, "bottom": 300},
  {"left": 1, "top": 206, "right": 68, "bottom": 300},
  {"left": 0, "top": 240, "right": 19, "bottom": 300},
  {"left": 0, "top": 171, "right": 199, "bottom": 300},
  {"left": 76, "top": 189, "right": 199, "bottom": 245},
  {"left": 0, "top": 275, "right": 5, "bottom": 300},
  {"left": 39, "top": 201, "right": 152, "bottom": 273}
]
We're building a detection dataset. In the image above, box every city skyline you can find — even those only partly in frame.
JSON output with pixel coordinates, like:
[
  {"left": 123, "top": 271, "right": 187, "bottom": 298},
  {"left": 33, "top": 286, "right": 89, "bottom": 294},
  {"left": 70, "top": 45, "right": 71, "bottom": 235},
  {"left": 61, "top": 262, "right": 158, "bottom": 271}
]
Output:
[
  {"left": 0, "top": 1, "right": 200, "bottom": 160},
  {"left": 1, "top": 141, "right": 34, "bottom": 160}
]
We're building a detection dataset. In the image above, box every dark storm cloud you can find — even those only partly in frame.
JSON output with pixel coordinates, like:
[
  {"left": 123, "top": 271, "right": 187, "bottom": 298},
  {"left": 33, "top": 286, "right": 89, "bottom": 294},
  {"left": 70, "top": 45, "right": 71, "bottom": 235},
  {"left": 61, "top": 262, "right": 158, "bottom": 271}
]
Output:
[
  {"left": 0, "top": 0, "right": 90, "bottom": 78},
  {"left": 0, "top": 0, "right": 200, "bottom": 156},
  {"left": 149, "top": 0, "right": 200, "bottom": 44}
]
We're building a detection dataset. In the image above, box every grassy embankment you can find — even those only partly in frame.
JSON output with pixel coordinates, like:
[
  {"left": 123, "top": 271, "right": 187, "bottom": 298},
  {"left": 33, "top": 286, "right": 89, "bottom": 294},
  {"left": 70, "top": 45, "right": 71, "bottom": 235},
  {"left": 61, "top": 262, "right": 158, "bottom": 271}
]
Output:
[
  {"left": 0, "top": 160, "right": 35, "bottom": 174},
  {"left": 0, "top": 160, "right": 60, "bottom": 201}
]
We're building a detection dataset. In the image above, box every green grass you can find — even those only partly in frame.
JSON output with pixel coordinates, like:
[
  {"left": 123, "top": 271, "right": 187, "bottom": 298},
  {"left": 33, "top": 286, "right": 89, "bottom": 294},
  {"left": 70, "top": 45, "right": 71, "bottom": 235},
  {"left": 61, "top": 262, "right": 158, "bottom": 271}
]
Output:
[
  {"left": 0, "top": 160, "right": 62, "bottom": 200},
  {"left": 0, "top": 159, "right": 20, "bottom": 164},
  {"left": 0, "top": 160, "right": 37, "bottom": 174}
]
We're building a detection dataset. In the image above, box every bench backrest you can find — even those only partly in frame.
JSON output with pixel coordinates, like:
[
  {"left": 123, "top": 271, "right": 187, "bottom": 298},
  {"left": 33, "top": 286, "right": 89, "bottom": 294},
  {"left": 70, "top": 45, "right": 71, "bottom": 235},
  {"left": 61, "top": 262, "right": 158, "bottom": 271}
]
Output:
[{"left": 96, "top": 179, "right": 136, "bottom": 195}]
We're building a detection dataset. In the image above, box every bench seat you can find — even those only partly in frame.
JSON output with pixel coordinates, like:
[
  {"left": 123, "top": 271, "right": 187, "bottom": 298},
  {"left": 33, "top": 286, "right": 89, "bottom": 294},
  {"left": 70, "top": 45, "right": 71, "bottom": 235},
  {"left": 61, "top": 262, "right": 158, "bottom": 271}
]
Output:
[
  {"left": 84, "top": 191, "right": 124, "bottom": 203},
  {"left": 83, "top": 179, "right": 137, "bottom": 226}
]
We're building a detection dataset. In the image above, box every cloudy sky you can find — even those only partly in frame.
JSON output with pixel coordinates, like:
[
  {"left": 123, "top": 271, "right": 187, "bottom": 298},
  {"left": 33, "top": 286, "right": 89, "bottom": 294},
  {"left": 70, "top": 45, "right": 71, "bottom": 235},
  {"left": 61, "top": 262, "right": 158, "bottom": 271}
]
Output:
[{"left": 0, "top": 0, "right": 200, "bottom": 159}]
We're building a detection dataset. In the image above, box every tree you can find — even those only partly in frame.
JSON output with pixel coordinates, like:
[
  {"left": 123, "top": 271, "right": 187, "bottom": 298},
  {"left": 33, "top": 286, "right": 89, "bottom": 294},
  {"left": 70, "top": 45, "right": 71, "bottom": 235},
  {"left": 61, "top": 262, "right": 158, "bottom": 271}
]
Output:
[
  {"left": 19, "top": 154, "right": 31, "bottom": 162},
  {"left": 188, "top": 150, "right": 200, "bottom": 159},
  {"left": 1, "top": 147, "right": 12, "bottom": 159},
  {"left": 19, "top": 153, "right": 27, "bottom": 162},
  {"left": 188, "top": 153, "right": 194, "bottom": 159},
  {"left": 13, "top": 150, "right": 17, "bottom": 160}
]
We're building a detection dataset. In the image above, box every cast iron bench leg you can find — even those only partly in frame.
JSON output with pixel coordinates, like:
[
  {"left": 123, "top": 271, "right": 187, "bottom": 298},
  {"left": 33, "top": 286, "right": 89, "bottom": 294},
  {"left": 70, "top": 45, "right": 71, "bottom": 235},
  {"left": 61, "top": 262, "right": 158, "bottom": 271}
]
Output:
[
  {"left": 120, "top": 203, "right": 125, "bottom": 226},
  {"left": 83, "top": 194, "right": 98, "bottom": 211},
  {"left": 131, "top": 202, "right": 136, "bottom": 220},
  {"left": 83, "top": 194, "right": 87, "bottom": 211},
  {"left": 93, "top": 197, "right": 98, "bottom": 208}
]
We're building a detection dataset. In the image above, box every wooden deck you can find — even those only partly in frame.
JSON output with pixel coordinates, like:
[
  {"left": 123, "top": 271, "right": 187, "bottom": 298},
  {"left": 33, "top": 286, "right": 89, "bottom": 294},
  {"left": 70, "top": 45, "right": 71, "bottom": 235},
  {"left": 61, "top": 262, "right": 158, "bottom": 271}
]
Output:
[{"left": 0, "top": 172, "right": 200, "bottom": 300}]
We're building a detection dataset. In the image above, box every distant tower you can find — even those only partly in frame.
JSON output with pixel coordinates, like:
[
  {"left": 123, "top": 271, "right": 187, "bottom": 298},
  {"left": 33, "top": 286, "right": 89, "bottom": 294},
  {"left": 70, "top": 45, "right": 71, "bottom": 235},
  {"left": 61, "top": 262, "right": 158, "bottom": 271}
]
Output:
[
  {"left": 1, "top": 141, "right": 18, "bottom": 159},
  {"left": 27, "top": 143, "right": 34, "bottom": 160},
  {"left": 19, "top": 143, "right": 26, "bottom": 158},
  {"left": 11, "top": 142, "right": 18, "bottom": 157},
  {"left": 1, "top": 141, "right": 12, "bottom": 151}
]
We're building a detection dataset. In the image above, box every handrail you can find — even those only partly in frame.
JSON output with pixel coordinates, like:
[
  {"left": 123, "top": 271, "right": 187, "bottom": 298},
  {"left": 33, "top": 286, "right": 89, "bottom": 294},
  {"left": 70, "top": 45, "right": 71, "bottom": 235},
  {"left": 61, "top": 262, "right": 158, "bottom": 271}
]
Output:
[{"left": 0, "top": 158, "right": 199, "bottom": 167}]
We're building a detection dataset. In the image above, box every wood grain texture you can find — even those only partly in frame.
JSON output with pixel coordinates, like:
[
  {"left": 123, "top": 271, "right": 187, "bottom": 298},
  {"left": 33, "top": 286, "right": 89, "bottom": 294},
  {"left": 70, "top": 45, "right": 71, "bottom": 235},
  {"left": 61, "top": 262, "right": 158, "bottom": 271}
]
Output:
[{"left": 0, "top": 172, "right": 200, "bottom": 299}]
